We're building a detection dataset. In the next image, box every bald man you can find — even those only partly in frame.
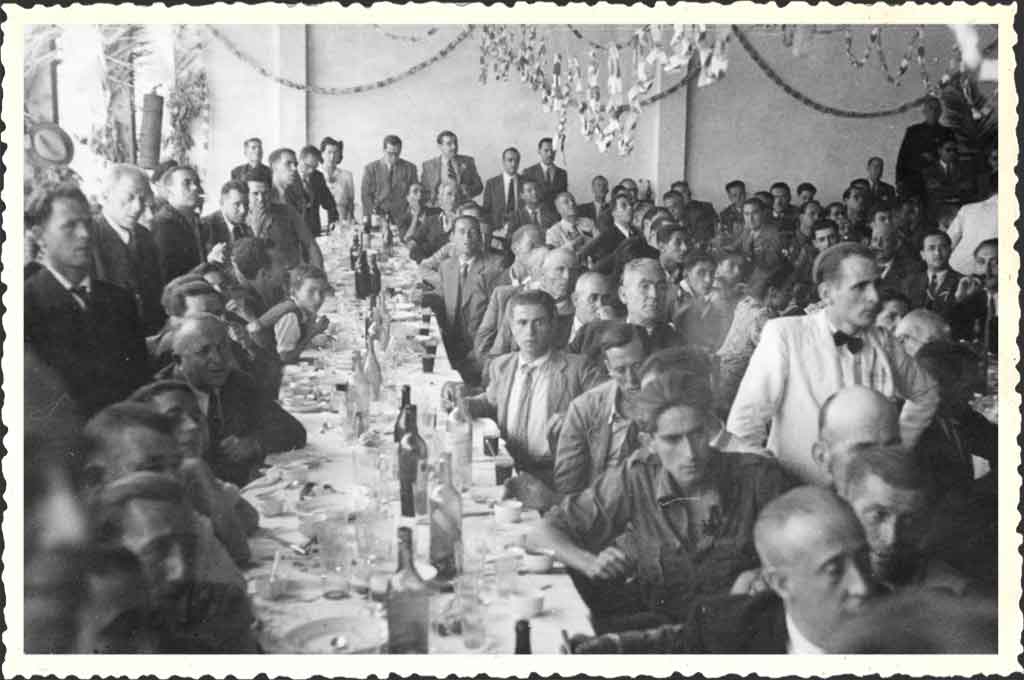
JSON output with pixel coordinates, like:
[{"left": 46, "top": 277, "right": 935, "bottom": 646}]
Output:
[
  {"left": 487, "top": 248, "right": 579, "bottom": 361},
  {"left": 570, "top": 486, "right": 876, "bottom": 653},
  {"left": 159, "top": 314, "right": 305, "bottom": 486},
  {"left": 809, "top": 385, "right": 902, "bottom": 487},
  {"left": 892, "top": 309, "right": 951, "bottom": 357},
  {"left": 92, "top": 164, "right": 166, "bottom": 334}
]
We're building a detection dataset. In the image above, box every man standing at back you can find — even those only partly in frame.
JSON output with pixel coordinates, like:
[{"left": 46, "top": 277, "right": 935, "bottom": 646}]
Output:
[
  {"left": 896, "top": 96, "right": 951, "bottom": 199},
  {"left": 230, "top": 137, "right": 268, "bottom": 182},
  {"left": 727, "top": 243, "right": 938, "bottom": 484},
  {"left": 421, "top": 130, "right": 482, "bottom": 206},
  {"left": 522, "top": 137, "right": 568, "bottom": 212},
  {"left": 361, "top": 134, "right": 418, "bottom": 219},
  {"left": 151, "top": 165, "right": 204, "bottom": 280},
  {"left": 482, "top": 147, "right": 523, "bottom": 230},
  {"left": 250, "top": 151, "right": 323, "bottom": 280},
  {"left": 91, "top": 164, "right": 166, "bottom": 335}
]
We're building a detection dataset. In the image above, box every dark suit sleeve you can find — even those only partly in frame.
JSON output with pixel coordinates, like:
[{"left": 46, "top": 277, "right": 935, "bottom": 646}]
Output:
[
  {"left": 315, "top": 173, "right": 339, "bottom": 223},
  {"left": 252, "top": 397, "right": 307, "bottom": 454},
  {"left": 360, "top": 164, "right": 375, "bottom": 217},
  {"left": 464, "top": 158, "right": 483, "bottom": 199},
  {"left": 474, "top": 287, "right": 504, "bottom": 361},
  {"left": 554, "top": 397, "right": 592, "bottom": 495}
]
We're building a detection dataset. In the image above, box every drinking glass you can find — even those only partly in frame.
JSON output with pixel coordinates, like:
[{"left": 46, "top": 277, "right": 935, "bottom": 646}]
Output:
[
  {"left": 456, "top": 575, "right": 486, "bottom": 650},
  {"left": 317, "top": 517, "right": 352, "bottom": 599},
  {"left": 493, "top": 552, "right": 519, "bottom": 598}
]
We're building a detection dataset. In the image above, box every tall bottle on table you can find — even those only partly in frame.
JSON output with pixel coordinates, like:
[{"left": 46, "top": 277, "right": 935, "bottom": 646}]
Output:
[
  {"left": 429, "top": 452, "right": 463, "bottom": 581},
  {"left": 349, "top": 350, "right": 371, "bottom": 438},
  {"left": 363, "top": 318, "right": 382, "bottom": 402},
  {"left": 393, "top": 384, "right": 411, "bottom": 480},
  {"left": 355, "top": 250, "right": 371, "bottom": 300},
  {"left": 386, "top": 526, "right": 430, "bottom": 654},
  {"left": 445, "top": 392, "right": 473, "bottom": 491},
  {"left": 398, "top": 405, "right": 429, "bottom": 518}
]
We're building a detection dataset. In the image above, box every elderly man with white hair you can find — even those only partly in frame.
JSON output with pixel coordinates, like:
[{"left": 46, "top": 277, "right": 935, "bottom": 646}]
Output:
[
  {"left": 893, "top": 308, "right": 952, "bottom": 357},
  {"left": 91, "top": 164, "right": 166, "bottom": 335}
]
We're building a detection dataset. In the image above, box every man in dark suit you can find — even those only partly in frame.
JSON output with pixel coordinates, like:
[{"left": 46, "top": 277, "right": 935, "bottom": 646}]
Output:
[
  {"left": 151, "top": 165, "right": 204, "bottom": 281},
  {"left": 579, "top": 194, "right": 636, "bottom": 267},
  {"left": 92, "top": 164, "right": 166, "bottom": 335},
  {"left": 199, "top": 180, "right": 254, "bottom": 263},
  {"left": 921, "top": 135, "right": 976, "bottom": 221},
  {"left": 420, "top": 130, "right": 483, "bottom": 206},
  {"left": 25, "top": 183, "right": 150, "bottom": 417},
  {"left": 481, "top": 147, "right": 524, "bottom": 230},
  {"left": 407, "top": 179, "right": 459, "bottom": 263},
  {"left": 515, "top": 179, "right": 558, "bottom": 231},
  {"left": 360, "top": 134, "right": 418, "bottom": 220},
  {"left": 577, "top": 175, "right": 612, "bottom": 226},
  {"left": 297, "top": 145, "right": 339, "bottom": 237},
  {"left": 896, "top": 96, "right": 952, "bottom": 199},
  {"left": 949, "top": 239, "right": 997, "bottom": 354},
  {"left": 162, "top": 314, "right": 306, "bottom": 487},
  {"left": 861, "top": 156, "right": 897, "bottom": 208},
  {"left": 671, "top": 181, "right": 719, "bottom": 247},
  {"left": 569, "top": 486, "right": 877, "bottom": 653},
  {"left": 430, "top": 216, "right": 506, "bottom": 384},
  {"left": 521, "top": 137, "right": 568, "bottom": 211},
  {"left": 229, "top": 137, "right": 270, "bottom": 183},
  {"left": 869, "top": 207, "right": 921, "bottom": 292},
  {"left": 902, "top": 230, "right": 961, "bottom": 318}
]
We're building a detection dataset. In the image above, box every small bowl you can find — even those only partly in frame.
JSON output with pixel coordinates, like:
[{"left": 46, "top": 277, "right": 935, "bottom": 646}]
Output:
[
  {"left": 508, "top": 589, "right": 545, "bottom": 619},
  {"left": 521, "top": 551, "right": 554, "bottom": 574},
  {"left": 494, "top": 499, "right": 523, "bottom": 524},
  {"left": 252, "top": 576, "right": 289, "bottom": 601}
]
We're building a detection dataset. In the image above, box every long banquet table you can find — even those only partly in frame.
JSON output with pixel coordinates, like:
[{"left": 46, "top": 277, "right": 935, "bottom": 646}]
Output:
[{"left": 241, "top": 229, "right": 593, "bottom": 654}]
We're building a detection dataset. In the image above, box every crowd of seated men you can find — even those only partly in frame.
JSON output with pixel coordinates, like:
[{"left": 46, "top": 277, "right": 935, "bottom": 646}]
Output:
[{"left": 24, "top": 93, "right": 999, "bottom": 653}]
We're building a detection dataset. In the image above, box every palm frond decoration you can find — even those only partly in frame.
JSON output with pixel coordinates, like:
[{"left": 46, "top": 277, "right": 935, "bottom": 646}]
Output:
[{"left": 164, "top": 25, "right": 210, "bottom": 166}]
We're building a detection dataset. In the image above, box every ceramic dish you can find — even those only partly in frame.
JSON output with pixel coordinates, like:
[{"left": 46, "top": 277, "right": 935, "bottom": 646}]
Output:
[{"left": 279, "top": 616, "right": 384, "bottom": 654}]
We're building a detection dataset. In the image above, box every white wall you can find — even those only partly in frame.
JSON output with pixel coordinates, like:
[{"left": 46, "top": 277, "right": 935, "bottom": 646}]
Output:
[
  {"left": 686, "top": 25, "right": 998, "bottom": 206},
  {"left": 205, "top": 24, "right": 660, "bottom": 210},
  {"left": 204, "top": 24, "right": 991, "bottom": 213}
]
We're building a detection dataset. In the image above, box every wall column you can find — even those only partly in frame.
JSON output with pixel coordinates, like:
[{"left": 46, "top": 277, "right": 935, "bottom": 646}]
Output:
[
  {"left": 273, "top": 24, "right": 308, "bottom": 148},
  {"left": 653, "top": 67, "right": 689, "bottom": 194}
]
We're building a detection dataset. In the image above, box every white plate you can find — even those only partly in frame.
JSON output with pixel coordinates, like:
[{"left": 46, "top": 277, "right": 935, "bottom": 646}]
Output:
[{"left": 279, "top": 616, "right": 384, "bottom": 654}]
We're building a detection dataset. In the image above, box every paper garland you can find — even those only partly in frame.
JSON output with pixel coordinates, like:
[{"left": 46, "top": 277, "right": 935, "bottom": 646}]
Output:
[
  {"left": 207, "top": 25, "right": 474, "bottom": 95},
  {"left": 372, "top": 25, "right": 440, "bottom": 43},
  {"left": 479, "top": 24, "right": 728, "bottom": 156}
]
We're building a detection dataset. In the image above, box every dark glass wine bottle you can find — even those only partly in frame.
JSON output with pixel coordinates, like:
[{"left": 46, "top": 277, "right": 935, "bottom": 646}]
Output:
[
  {"left": 398, "top": 405, "right": 426, "bottom": 518},
  {"left": 369, "top": 253, "right": 382, "bottom": 296},
  {"left": 386, "top": 527, "right": 430, "bottom": 654},
  {"left": 514, "top": 619, "right": 531, "bottom": 654},
  {"left": 355, "top": 250, "right": 371, "bottom": 300}
]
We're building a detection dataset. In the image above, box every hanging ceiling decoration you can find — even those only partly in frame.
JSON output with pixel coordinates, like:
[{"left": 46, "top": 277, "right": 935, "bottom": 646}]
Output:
[{"left": 479, "top": 24, "right": 730, "bottom": 156}]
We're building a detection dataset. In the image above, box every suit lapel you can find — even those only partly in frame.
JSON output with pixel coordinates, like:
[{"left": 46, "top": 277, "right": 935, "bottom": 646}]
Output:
[
  {"left": 547, "top": 351, "right": 570, "bottom": 418},
  {"left": 442, "top": 258, "right": 460, "bottom": 323},
  {"left": 592, "top": 382, "right": 616, "bottom": 473},
  {"left": 497, "top": 354, "right": 518, "bottom": 428}
]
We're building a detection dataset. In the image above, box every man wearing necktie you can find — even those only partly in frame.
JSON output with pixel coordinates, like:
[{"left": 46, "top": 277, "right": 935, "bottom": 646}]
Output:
[
  {"left": 91, "top": 164, "right": 167, "bottom": 335},
  {"left": 522, "top": 137, "right": 568, "bottom": 212},
  {"left": 482, "top": 147, "right": 523, "bottom": 230},
  {"left": 515, "top": 180, "right": 557, "bottom": 230},
  {"left": 459, "top": 289, "right": 603, "bottom": 490},
  {"left": 902, "top": 230, "right": 961, "bottom": 317},
  {"left": 727, "top": 243, "right": 939, "bottom": 485},
  {"left": 25, "top": 183, "right": 149, "bottom": 417},
  {"left": 360, "top": 134, "right": 418, "bottom": 220},
  {"left": 420, "top": 130, "right": 483, "bottom": 206},
  {"left": 435, "top": 215, "right": 505, "bottom": 384}
]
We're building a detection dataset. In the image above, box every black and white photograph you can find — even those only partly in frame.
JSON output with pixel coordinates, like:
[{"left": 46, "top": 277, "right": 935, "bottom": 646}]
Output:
[{"left": 5, "top": 3, "right": 1018, "bottom": 677}]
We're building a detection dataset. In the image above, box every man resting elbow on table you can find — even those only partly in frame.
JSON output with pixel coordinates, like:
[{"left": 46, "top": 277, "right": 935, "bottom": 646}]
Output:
[
  {"left": 528, "top": 371, "right": 792, "bottom": 632},
  {"left": 245, "top": 264, "right": 331, "bottom": 365},
  {"left": 456, "top": 289, "right": 603, "bottom": 506},
  {"left": 160, "top": 313, "right": 306, "bottom": 487}
]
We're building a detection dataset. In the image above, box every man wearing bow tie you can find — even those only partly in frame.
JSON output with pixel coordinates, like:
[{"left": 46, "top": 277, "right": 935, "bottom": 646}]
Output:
[{"left": 726, "top": 243, "right": 938, "bottom": 485}]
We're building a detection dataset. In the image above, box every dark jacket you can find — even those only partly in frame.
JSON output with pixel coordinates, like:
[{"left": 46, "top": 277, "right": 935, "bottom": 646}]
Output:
[
  {"left": 25, "top": 269, "right": 150, "bottom": 417},
  {"left": 902, "top": 269, "right": 962, "bottom": 318},
  {"left": 151, "top": 204, "right": 204, "bottom": 281},
  {"left": 298, "top": 170, "right": 339, "bottom": 237},
  {"left": 574, "top": 592, "right": 789, "bottom": 653},
  {"left": 521, "top": 162, "right": 569, "bottom": 211},
  {"left": 199, "top": 211, "right": 254, "bottom": 256},
  {"left": 90, "top": 214, "right": 167, "bottom": 335},
  {"left": 230, "top": 162, "right": 270, "bottom": 183},
  {"left": 158, "top": 366, "right": 306, "bottom": 487}
]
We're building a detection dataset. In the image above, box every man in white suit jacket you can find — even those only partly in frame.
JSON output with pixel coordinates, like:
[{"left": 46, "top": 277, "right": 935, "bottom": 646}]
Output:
[{"left": 726, "top": 243, "right": 939, "bottom": 485}]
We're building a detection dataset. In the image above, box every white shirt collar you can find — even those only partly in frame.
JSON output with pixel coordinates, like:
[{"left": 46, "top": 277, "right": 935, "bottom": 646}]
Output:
[
  {"left": 614, "top": 221, "right": 631, "bottom": 238},
  {"left": 44, "top": 262, "right": 91, "bottom": 293},
  {"left": 517, "top": 351, "right": 552, "bottom": 372},
  {"left": 785, "top": 614, "right": 825, "bottom": 655},
  {"left": 504, "top": 172, "right": 517, "bottom": 182},
  {"left": 102, "top": 212, "right": 134, "bottom": 244}
]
